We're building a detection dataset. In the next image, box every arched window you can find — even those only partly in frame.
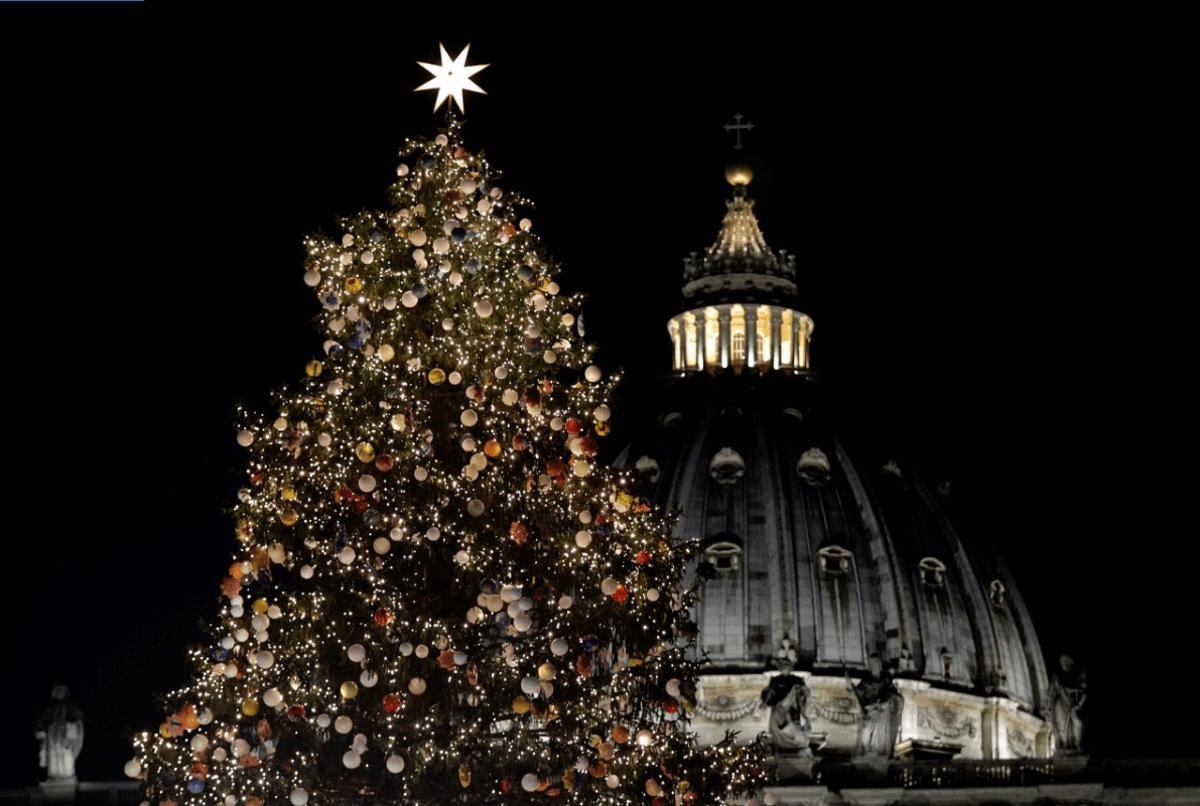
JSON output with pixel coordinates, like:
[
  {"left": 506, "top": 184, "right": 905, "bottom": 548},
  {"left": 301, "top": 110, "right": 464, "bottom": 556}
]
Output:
[
  {"left": 731, "top": 330, "right": 746, "bottom": 363},
  {"left": 818, "top": 544, "right": 852, "bottom": 576},
  {"left": 919, "top": 557, "right": 946, "bottom": 588},
  {"left": 705, "top": 539, "right": 742, "bottom": 573},
  {"left": 989, "top": 579, "right": 1007, "bottom": 608}
]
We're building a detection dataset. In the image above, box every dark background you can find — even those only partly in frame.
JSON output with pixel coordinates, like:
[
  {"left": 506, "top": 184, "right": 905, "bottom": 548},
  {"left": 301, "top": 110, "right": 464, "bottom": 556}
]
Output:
[{"left": 1, "top": 6, "right": 1192, "bottom": 785}]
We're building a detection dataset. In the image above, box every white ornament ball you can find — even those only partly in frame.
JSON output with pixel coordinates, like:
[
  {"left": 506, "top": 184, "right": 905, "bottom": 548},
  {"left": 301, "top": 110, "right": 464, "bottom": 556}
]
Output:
[
  {"left": 348, "top": 643, "right": 366, "bottom": 663},
  {"left": 408, "top": 677, "right": 427, "bottom": 695},
  {"left": 585, "top": 365, "right": 602, "bottom": 383},
  {"left": 666, "top": 678, "right": 682, "bottom": 697},
  {"left": 262, "top": 687, "right": 283, "bottom": 708},
  {"left": 360, "top": 669, "right": 379, "bottom": 688},
  {"left": 386, "top": 754, "right": 406, "bottom": 774},
  {"left": 448, "top": 370, "right": 462, "bottom": 385},
  {"left": 415, "top": 644, "right": 429, "bottom": 658},
  {"left": 399, "top": 642, "right": 413, "bottom": 656},
  {"left": 521, "top": 676, "right": 540, "bottom": 695},
  {"left": 408, "top": 229, "right": 427, "bottom": 247},
  {"left": 358, "top": 474, "right": 377, "bottom": 493},
  {"left": 256, "top": 651, "right": 275, "bottom": 669},
  {"left": 467, "top": 498, "right": 485, "bottom": 516},
  {"left": 334, "top": 715, "right": 353, "bottom": 734},
  {"left": 475, "top": 299, "right": 493, "bottom": 318},
  {"left": 514, "top": 613, "right": 532, "bottom": 632},
  {"left": 198, "top": 707, "right": 213, "bottom": 725},
  {"left": 521, "top": 774, "right": 539, "bottom": 792},
  {"left": 123, "top": 759, "right": 142, "bottom": 778},
  {"left": 460, "top": 409, "right": 478, "bottom": 427},
  {"left": 550, "top": 638, "right": 569, "bottom": 656},
  {"left": 316, "top": 713, "right": 331, "bottom": 729},
  {"left": 600, "top": 577, "right": 619, "bottom": 595},
  {"left": 236, "top": 429, "right": 254, "bottom": 447},
  {"left": 646, "top": 587, "right": 660, "bottom": 602},
  {"left": 606, "top": 774, "right": 619, "bottom": 789},
  {"left": 300, "top": 564, "right": 314, "bottom": 579},
  {"left": 342, "top": 750, "right": 361, "bottom": 769},
  {"left": 378, "top": 343, "right": 395, "bottom": 362},
  {"left": 575, "top": 530, "right": 592, "bottom": 548},
  {"left": 290, "top": 788, "right": 309, "bottom": 805},
  {"left": 373, "top": 537, "right": 391, "bottom": 555},
  {"left": 594, "top": 404, "right": 612, "bottom": 422},
  {"left": 338, "top": 547, "right": 356, "bottom": 565},
  {"left": 558, "top": 595, "right": 573, "bottom": 610},
  {"left": 318, "top": 432, "right": 333, "bottom": 447},
  {"left": 414, "top": 466, "right": 428, "bottom": 481},
  {"left": 425, "top": 526, "right": 440, "bottom": 541},
  {"left": 401, "top": 290, "right": 418, "bottom": 308},
  {"left": 572, "top": 460, "right": 591, "bottom": 477},
  {"left": 232, "top": 739, "right": 250, "bottom": 757}
]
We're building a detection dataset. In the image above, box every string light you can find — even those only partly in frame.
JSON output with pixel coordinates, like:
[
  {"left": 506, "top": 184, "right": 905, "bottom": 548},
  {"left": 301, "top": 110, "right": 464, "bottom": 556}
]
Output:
[{"left": 129, "top": 117, "right": 770, "bottom": 804}]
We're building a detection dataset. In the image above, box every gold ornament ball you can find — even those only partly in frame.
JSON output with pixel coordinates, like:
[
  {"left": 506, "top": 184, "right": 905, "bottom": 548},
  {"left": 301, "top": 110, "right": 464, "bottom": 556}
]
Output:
[
  {"left": 340, "top": 681, "right": 359, "bottom": 700},
  {"left": 281, "top": 485, "right": 297, "bottom": 501},
  {"left": 279, "top": 508, "right": 299, "bottom": 527},
  {"left": 428, "top": 368, "right": 446, "bottom": 385},
  {"left": 355, "top": 442, "right": 375, "bottom": 463},
  {"left": 242, "top": 698, "right": 260, "bottom": 716},
  {"left": 305, "top": 360, "right": 323, "bottom": 377},
  {"left": 724, "top": 162, "right": 754, "bottom": 186}
]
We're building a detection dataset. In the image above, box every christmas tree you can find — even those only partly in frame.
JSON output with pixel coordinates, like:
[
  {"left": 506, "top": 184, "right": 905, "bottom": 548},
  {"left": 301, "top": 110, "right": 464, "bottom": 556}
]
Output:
[{"left": 129, "top": 45, "right": 769, "bottom": 805}]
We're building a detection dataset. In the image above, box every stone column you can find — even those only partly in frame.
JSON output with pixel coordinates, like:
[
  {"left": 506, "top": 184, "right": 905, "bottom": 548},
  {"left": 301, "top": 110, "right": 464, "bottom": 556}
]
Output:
[
  {"left": 770, "top": 307, "right": 782, "bottom": 369},
  {"left": 791, "top": 313, "right": 802, "bottom": 369},
  {"left": 718, "top": 307, "right": 731, "bottom": 368},
  {"left": 696, "top": 314, "right": 706, "bottom": 371},
  {"left": 798, "top": 317, "right": 810, "bottom": 369},
  {"left": 745, "top": 305, "right": 758, "bottom": 370},
  {"left": 668, "top": 318, "right": 680, "bottom": 371}
]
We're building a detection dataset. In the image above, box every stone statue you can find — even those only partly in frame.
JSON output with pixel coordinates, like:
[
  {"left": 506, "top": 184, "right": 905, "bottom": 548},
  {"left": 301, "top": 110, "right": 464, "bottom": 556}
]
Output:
[
  {"left": 845, "top": 654, "right": 904, "bottom": 758},
  {"left": 760, "top": 673, "right": 812, "bottom": 756},
  {"left": 1048, "top": 654, "right": 1087, "bottom": 754},
  {"left": 35, "top": 684, "right": 84, "bottom": 782}
]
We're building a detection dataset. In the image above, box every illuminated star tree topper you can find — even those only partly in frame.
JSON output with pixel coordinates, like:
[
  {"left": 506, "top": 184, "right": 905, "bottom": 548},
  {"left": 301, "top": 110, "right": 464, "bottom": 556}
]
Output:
[{"left": 415, "top": 42, "right": 488, "bottom": 114}]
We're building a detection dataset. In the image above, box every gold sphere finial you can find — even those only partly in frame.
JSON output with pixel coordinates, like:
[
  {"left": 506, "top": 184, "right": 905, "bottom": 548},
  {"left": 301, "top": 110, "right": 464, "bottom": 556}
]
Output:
[{"left": 725, "top": 162, "right": 754, "bottom": 187}]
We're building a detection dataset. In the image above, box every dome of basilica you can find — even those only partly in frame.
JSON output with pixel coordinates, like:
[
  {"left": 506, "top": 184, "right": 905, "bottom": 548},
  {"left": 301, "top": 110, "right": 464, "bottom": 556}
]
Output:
[{"left": 615, "top": 162, "right": 1053, "bottom": 764}]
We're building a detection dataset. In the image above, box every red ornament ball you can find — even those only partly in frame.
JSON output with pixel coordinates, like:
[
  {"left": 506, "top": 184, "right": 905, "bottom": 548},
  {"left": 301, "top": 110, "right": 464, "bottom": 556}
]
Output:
[{"left": 383, "top": 693, "right": 402, "bottom": 713}]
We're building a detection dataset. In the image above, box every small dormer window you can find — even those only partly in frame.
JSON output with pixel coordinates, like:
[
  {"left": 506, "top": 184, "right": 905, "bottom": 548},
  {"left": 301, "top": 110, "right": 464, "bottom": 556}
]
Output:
[
  {"left": 634, "top": 455, "right": 661, "bottom": 483},
  {"left": 919, "top": 557, "right": 946, "bottom": 588},
  {"left": 818, "top": 544, "right": 852, "bottom": 576},
  {"left": 989, "top": 579, "right": 1007, "bottom": 608},
  {"left": 709, "top": 447, "right": 746, "bottom": 484},
  {"left": 704, "top": 537, "right": 742, "bottom": 573},
  {"left": 797, "top": 447, "right": 831, "bottom": 486}
]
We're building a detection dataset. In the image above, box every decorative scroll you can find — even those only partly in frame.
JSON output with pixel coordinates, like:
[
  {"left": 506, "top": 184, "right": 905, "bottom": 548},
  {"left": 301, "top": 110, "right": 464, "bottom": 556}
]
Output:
[
  {"left": 811, "top": 696, "right": 859, "bottom": 725},
  {"left": 917, "top": 706, "right": 977, "bottom": 739},
  {"left": 696, "top": 695, "right": 761, "bottom": 722},
  {"left": 1007, "top": 728, "right": 1033, "bottom": 757}
]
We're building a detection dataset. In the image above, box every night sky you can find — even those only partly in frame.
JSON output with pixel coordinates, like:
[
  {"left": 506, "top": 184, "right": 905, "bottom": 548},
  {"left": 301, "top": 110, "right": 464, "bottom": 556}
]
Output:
[{"left": 1, "top": 6, "right": 1193, "bottom": 785}]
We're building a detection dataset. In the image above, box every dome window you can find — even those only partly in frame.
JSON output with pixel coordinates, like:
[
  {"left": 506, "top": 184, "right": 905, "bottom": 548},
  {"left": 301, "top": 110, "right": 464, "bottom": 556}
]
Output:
[
  {"left": 796, "top": 447, "right": 832, "bottom": 485},
  {"left": 709, "top": 446, "right": 746, "bottom": 484},
  {"left": 704, "top": 535, "right": 742, "bottom": 573},
  {"left": 919, "top": 557, "right": 946, "bottom": 588},
  {"left": 818, "top": 544, "right": 852, "bottom": 576},
  {"left": 781, "top": 407, "right": 804, "bottom": 424},
  {"left": 989, "top": 579, "right": 1007, "bottom": 608},
  {"left": 662, "top": 411, "right": 683, "bottom": 429},
  {"left": 634, "top": 455, "right": 661, "bottom": 483}
]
